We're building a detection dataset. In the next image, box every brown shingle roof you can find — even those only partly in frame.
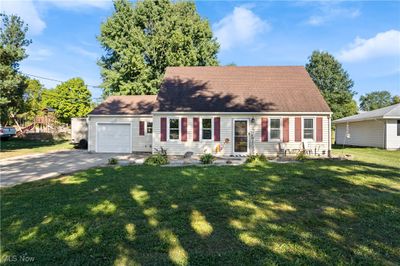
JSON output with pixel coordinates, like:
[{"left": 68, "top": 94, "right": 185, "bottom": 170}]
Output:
[
  {"left": 89, "top": 95, "right": 157, "bottom": 115},
  {"left": 157, "top": 66, "right": 331, "bottom": 112}
]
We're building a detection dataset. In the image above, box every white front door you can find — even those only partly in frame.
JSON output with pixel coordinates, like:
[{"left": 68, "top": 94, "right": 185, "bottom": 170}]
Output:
[
  {"left": 96, "top": 123, "right": 131, "bottom": 153},
  {"left": 233, "top": 120, "right": 248, "bottom": 154}
]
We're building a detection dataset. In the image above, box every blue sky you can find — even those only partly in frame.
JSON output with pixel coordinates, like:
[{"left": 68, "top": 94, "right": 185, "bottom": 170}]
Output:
[{"left": 2, "top": 0, "right": 399, "bottom": 103}]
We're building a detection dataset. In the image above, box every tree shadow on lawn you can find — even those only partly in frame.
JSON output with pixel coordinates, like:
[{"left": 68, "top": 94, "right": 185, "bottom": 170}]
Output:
[{"left": 1, "top": 159, "right": 399, "bottom": 265}]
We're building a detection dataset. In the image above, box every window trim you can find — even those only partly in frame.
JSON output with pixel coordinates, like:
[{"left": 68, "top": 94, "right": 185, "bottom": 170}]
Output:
[
  {"left": 302, "top": 117, "right": 315, "bottom": 141},
  {"left": 167, "top": 117, "right": 180, "bottom": 141},
  {"left": 200, "top": 117, "right": 214, "bottom": 141},
  {"left": 268, "top": 117, "right": 282, "bottom": 142},
  {"left": 146, "top": 121, "right": 153, "bottom": 134}
]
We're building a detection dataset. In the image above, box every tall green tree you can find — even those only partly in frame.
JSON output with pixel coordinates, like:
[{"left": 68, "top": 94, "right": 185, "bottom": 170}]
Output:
[
  {"left": 23, "top": 78, "right": 47, "bottom": 121},
  {"left": 360, "top": 90, "right": 390, "bottom": 111},
  {"left": 391, "top": 95, "right": 400, "bottom": 105},
  {"left": 360, "top": 90, "right": 399, "bottom": 111},
  {"left": 47, "top": 78, "right": 93, "bottom": 124},
  {"left": 305, "top": 51, "right": 357, "bottom": 120},
  {"left": 98, "top": 0, "right": 219, "bottom": 96},
  {"left": 0, "top": 13, "right": 31, "bottom": 125}
]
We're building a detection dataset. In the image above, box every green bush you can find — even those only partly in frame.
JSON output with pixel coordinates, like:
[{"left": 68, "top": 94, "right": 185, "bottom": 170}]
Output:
[
  {"left": 144, "top": 153, "right": 168, "bottom": 166},
  {"left": 108, "top": 158, "right": 118, "bottom": 165},
  {"left": 245, "top": 154, "right": 267, "bottom": 163},
  {"left": 296, "top": 150, "right": 307, "bottom": 161},
  {"left": 200, "top": 153, "right": 215, "bottom": 164}
]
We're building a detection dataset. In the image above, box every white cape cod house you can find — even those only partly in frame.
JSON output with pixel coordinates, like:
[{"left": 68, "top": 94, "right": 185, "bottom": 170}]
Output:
[{"left": 88, "top": 66, "right": 332, "bottom": 156}]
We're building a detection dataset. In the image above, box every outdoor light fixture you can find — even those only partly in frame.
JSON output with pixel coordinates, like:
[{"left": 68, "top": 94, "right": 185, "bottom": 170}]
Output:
[{"left": 251, "top": 117, "right": 256, "bottom": 124}]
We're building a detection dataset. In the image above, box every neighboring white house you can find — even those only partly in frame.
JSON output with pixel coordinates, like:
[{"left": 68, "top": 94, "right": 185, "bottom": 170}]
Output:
[
  {"left": 334, "top": 103, "right": 400, "bottom": 150},
  {"left": 88, "top": 66, "right": 332, "bottom": 156}
]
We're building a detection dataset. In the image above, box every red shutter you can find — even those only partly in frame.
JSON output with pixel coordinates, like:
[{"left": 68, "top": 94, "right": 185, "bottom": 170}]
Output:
[
  {"left": 316, "top": 117, "right": 323, "bottom": 142},
  {"left": 283, "top": 117, "right": 289, "bottom": 142},
  {"left": 261, "top": 117, "right": 268, "bottom": 142},
  {"left": 193, "top": 117, "right": 199, "bottom": 141},
  {"left": 295, "top": 117, "right": 302, "bottom": 142},
  {"left": 139, "top": 121, "right": 145, "bottom": 136},
  {"left": 181, "top": 117, "right": 187, "bottom": 141},
  {"left": 160, "top": 117, "right": 167, "bottom": 142},
  {"left": 214, "top": 117, "right": 220, "bottom": 141}
]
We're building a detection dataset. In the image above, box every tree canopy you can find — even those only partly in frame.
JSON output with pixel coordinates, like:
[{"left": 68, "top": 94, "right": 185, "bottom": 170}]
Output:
[
  {"left": 98, "top": 0, "right": 219, "bottom": 97},
  {"left": 305, "top": 51, "right": 358, "bottom": 120},
  {"left": 46, "top": 78, "right": 93, "bottom": 124},
  {"left": 360, "top": 90, "right": 400, "bottom": 111},
  {"left": 23, "top": 78, "right": 47, "bottom": 121},
  {"left": 0, "top": 13, "right": 31, "bottom": 125}
]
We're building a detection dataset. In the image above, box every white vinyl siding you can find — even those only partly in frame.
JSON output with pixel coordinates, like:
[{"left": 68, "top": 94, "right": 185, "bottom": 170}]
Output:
[
  {"left": 153, "top": 114, "right": 330, "bottom": 156},
  {"left": 335, "top": 120, "right": 385, "bottom": 148},
  {"left": 386, "top": 119, "right": 400, "bottom": 150}
]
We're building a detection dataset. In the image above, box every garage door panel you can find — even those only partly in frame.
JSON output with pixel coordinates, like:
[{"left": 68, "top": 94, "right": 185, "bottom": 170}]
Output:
[{"left": 97, "top": 123, "right": 131, "bottom": 153}]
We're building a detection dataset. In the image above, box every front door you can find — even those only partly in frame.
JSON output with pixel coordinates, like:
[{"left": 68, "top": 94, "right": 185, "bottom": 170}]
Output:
[{"left": 234, "top": 120, "right": 248, "bottom": 153}]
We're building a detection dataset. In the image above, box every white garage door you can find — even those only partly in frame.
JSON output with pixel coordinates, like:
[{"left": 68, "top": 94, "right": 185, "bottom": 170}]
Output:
[{"left": 96, "top": 123, "right": 131, "bottom": 153}]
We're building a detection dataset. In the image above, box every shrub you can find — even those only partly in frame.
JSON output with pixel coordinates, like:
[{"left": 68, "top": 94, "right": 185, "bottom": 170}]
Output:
[
  {"left": 245, "top": 154, "right": 267, "bottom": 163},
  {"left": 200, "top": 153, "right": 215, "bottom": 164},
  {"left": 296, "top": 150, "right": 307, "bottom": 161},
  {"left": 144, "top": 148, "right": 169, "bottom": 166},
  {"left": 108, "top": 158, "right": 118, "bottom": 165}
]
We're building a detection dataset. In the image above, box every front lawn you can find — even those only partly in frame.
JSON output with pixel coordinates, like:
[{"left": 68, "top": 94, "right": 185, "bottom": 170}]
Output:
[
  {"left": 1, "top": 148, "right": 399, "bottom": 265},
  {"left": 0, "top": 139, "right": 73, "bottom": 159}
]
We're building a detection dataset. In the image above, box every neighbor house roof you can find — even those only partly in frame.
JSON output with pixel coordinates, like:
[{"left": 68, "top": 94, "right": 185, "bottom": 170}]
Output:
[
  {"left": 333, "top": 103, "right": 400, "bottom": 124},
  {"left": 89, "top": 95, "right": 158, "bottom": 115},
  {"left": 156, "top": 66, "right": 331, "bottom": 113}
]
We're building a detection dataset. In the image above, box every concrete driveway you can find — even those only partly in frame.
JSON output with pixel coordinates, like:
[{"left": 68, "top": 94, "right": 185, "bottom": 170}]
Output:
[{"left": 0, "top": 150, "right": 147, "bottom": 188}]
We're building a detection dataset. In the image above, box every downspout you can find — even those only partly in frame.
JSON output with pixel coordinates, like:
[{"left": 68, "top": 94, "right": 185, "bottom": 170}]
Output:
[{"left": 328, "top": 114, "right": 332, "bottom": 157}]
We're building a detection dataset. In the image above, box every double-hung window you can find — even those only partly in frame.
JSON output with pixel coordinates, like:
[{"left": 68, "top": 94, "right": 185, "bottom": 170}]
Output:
[
  {"left": 270, "top": 118, "right": 281, "bottom": 140},
  {"left": 202, "top": 118, "right": 212, "bottom": 140},
  {"left": 169, "top": 118, "right": 179, "bottom": 140},
  {"left": 147, "top": 122, "right": 153, "bottom": 134},
  {"left": 303, "top": 118, "right": 314, "bottom": 139}
]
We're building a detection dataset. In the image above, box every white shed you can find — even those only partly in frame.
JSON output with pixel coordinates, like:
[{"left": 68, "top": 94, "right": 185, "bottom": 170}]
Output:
[{"left": 333, "top": 103, "right": 400, "bottom": 150}]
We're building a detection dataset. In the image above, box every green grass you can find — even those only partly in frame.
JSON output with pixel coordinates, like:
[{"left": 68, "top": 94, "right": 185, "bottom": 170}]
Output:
[
  {"left": 1, "top": 148, "right": 399, "bottom": 265},
  {"left": 332, "top": 145, "right": 400, "bottom": 168},
  {"left": 0, "top": 139, "right": 73, "bottom": 159}
]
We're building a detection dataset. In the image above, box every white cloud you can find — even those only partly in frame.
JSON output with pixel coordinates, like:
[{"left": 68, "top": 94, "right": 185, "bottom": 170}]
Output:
[
  {"left": 338, "top": 30, "right": 400, "bottom": 62},
  {"left": 0, "top": 0, "right": 111, "bottom": 36},
  {"left": 213, "top": 6, "right": 270, "bottom": 50},
  {"left": 39, "top": 0, "right": 111, "bottom": 10},
  {"left": 27, "top": 46, "right": 53, "bottom": 61},
  {"left": 1, "top": 0, "right": 46, "bottom": 35},
  {"left": 67, "top": 45, "right": 99, "bottom": 60},
  {"left": 306, "top": 4, "right": 360, "bottom": 26}
]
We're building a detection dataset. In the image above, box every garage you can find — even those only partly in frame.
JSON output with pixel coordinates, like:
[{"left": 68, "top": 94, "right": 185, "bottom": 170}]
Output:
[{"left": 96, "top": 123, "right": 132, "bottom": 153}]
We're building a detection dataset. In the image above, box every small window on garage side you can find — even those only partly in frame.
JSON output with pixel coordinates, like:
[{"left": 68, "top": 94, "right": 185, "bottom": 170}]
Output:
[
  {"left": 169, "top": 118, "right": 179, "bottom": 140},
  {"left": 304, "top": 118, "right": 314, "bottom": 139},
  {"left": 202, "top": 118, "right": 212, "bottom": 140},
  {"left": 270, "top": 118, "right": 281, "bottom": 140},
  {"left": 147, "top": 122, "right": 153, "bottom": 134},
  {"left": 397, "top": 120, "right": 400, "bottom": 136}
]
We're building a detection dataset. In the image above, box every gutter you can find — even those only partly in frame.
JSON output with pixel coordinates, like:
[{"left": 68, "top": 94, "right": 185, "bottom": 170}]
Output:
[{"left": 152, "top": 111, "right": 333, "bottom": 115}]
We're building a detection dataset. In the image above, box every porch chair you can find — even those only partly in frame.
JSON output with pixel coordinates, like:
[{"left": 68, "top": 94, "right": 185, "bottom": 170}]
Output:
[{"left": 278, "top": 142, "right": 288, "bottom": 157}]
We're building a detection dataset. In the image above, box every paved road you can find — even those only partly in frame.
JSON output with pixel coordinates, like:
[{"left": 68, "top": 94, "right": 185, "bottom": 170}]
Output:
[{"left": 0, "top": 150, "right": 146, "bottom": 188}]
